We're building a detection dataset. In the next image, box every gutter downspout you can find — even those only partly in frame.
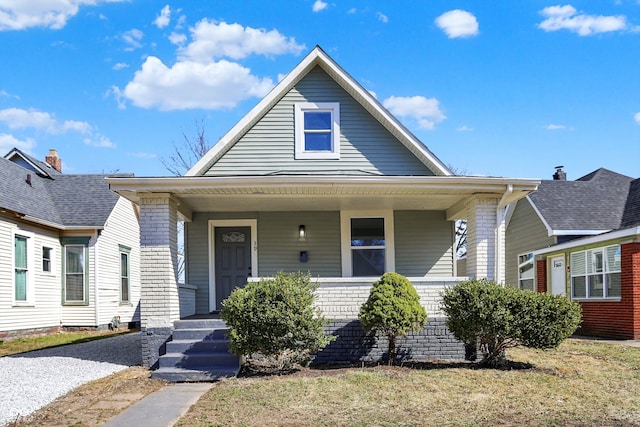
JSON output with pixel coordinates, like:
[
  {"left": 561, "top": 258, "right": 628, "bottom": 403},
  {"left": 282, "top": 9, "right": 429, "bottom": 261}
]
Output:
[
  {"left": 94, "top": 230, "right": 100, "bottom": 327},
  {"left": 495, "top": 184, "right": 513, "bottom": 284}
]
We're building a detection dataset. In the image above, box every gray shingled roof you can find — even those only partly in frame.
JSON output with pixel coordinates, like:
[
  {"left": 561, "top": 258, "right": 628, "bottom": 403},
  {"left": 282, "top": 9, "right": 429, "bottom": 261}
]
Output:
[
  {"left": 1, "top": 150, "right": 131, "bottom": 229},
  {"left": 529, "top": 168, "right": 636, "bottom": 232},
  {"left": 621, "top": 178, "right": 640, "bottom": 228}
]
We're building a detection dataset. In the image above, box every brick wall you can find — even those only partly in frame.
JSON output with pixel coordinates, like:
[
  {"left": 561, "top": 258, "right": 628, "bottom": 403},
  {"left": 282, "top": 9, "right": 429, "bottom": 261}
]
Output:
[
  {"left": 465, "top": 196, "right": 500, "bottom": 281},
  {"left": 576, "top": 242, "right": 640, "bottom": 340},
  {"left": 536, "top": 259, "right": 547, "bottom": 293}
]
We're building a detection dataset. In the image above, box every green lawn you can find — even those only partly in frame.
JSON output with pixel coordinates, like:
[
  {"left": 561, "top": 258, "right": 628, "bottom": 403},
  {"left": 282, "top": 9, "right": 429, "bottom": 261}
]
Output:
[
  {"left": 177, "top": 339, "right": 640, "bottom": 426},
  {"left": 0, "top": 330, "right": 133, "bottom": 357}
]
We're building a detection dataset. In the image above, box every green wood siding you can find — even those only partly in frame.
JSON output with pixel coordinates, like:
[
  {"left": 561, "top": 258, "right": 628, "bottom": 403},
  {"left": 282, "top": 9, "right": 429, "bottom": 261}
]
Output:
[
  {"left": 258, "top": 211, "right": 341, "bottom": 277},
  {"left": 505, "top": 199, "right": 556, "bottom": 287},
  {"left": 394, "top": 211, "right": 454, "bottom": 277},
  {"left": 205, "top": 66, "right": 434, "bottom": 176}
]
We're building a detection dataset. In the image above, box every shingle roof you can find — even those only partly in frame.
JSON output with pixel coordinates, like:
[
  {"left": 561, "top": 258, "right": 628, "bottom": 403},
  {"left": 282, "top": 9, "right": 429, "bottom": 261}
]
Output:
[
  {"left": 528, "top": 168, "right": 636, "bottom": 232},
  {"left": 1, "top": 150, "right": 131, "bottom": 229},
  {"left": 621, "top": 178, "right": 640, "bottom": 228}
]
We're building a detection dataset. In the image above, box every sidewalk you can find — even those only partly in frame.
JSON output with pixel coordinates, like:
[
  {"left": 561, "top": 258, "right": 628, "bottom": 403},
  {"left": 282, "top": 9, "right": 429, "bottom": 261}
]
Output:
[{"left": 102, "top": 383, "right": 213, "bottom": 427}]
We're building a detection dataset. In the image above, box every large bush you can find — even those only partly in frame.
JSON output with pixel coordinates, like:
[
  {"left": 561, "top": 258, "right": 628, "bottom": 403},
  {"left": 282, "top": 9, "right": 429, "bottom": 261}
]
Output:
[
  {"left": 359, "top": 272, "right": 428, "bottom": 364},
  {"left": 221, "top": 272, "right": 334, "bottom": 369},
  {"left": 441, "top": 279, "right": 581, "bottom": 368}
]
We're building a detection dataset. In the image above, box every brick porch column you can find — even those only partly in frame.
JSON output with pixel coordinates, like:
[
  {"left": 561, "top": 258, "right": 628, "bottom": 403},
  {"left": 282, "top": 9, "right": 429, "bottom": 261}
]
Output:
[
  {"left": 465, "top": 195, "right": 502, "bottom": 282},
  {"left": 621, "top": 242, "right": 640, "bottom": 339},
  {"left": 138, "top": 193, "right": 180, "bottom": 368}
]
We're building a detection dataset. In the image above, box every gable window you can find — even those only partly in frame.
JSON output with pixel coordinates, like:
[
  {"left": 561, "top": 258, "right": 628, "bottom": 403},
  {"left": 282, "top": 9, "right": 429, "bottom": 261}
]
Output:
[
  {"left": 570, "top": 245, "right": 621, "bottom": 299},
  {"left": 294, "top": 102, "right": 340, "bottom": 159},
  {"left": 518, "top": 253, "right": 534, "bottom": 290},
  {"left": 120, "top": 245, "right": 131, "bottom": 303},
  {"left": 62, "top": 237, "right": 90, "bottom": 305},
  {"left": 42, "top": 246, "right": 52, "bottom": 273},
  {"left": 14, "top": 233, "right": 34, "bottom": 304}
]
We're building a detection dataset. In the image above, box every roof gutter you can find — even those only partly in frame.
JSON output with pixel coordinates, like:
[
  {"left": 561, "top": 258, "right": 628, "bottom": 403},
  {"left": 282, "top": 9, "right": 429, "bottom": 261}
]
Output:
[{"left": 532, "top": 226, "right": 640, "bottom": 256}]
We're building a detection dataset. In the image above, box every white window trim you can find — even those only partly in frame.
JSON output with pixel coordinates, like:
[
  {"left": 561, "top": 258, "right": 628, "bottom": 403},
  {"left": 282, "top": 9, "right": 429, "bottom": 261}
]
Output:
[
  {"left": 294, "top": 102, "right": 340, "bottom": 160},
  {"left": 12, "top": 229, "right": 35, "bottom": 306},
  {"left": 42, "top": 246, "right": 54, "bottom": 275},
  {"left": 570, "top": 244, "right": 621, "bottom": 301},
  {"left": 119, "top": 245, "right": 131, "bottom": 304},
  {"left": 340, "top": 210, "right": 395, "bottom": 277},
  {"left": 517, "top": 252, "right": 534, "bottom": 290},
  {"left": 208, "top": 219, "right": 258, "bottom": 312}
]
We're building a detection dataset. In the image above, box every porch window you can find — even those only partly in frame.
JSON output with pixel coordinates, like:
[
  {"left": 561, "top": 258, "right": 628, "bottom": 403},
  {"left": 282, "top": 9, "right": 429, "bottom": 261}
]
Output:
[
  {"left": 294, "top": 102, "right": 340, "bottom": 159},
  {"left": 120, "top": 245, "right": 131, "bottom": 303},
  {"left": 62, "top": 237, "right": 90, "bottom": 305},
  {"left": 517, "top": 253, "right": 534, "bottom": 290},
  {"left": 351, "top": 218, "right": 385, "bottom": 276},
  {"left": 570, "top": 245, "right": 621, "bottom": 299}
]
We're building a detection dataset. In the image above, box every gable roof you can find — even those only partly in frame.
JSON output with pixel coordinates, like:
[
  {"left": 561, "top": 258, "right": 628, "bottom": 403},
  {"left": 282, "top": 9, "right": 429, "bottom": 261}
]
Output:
[
  {"left": 187, "top": 46, "right": 452, "bottom": 177},
  {"left": 4, "top": 147, "right": 61, "bottom": 178},
  {"left": 1, "top": 149, "right": 130, "bottom": 229},
  {"left": 527, "top": 168, "right": 636, "bottom": 234}
]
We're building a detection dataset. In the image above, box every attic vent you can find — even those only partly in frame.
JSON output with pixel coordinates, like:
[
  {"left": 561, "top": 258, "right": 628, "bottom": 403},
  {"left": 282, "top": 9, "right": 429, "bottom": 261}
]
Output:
[
  {"left": 553, "top": 166, "right": 566, "bottom": 181},
  {"left": 26, "top": 173, "right": 32, "bottom": 186}
]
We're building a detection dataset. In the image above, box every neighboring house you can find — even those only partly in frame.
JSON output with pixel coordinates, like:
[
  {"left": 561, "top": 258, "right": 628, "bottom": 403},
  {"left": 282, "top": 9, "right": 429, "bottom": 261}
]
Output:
[
  {"left": 506, "top": 167, "right": 640, "bottom": 339},
  {"left": 0, "top": 148, "right": 141, "bottom": 339},
  {"left": 107, "top": 46, "right": 539, "bottom": 369}
]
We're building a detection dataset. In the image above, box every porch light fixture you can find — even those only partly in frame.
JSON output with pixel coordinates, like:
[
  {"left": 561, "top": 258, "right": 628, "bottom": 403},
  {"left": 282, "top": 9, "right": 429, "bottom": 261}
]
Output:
[{"left": 299, "top": 224, "right": 306, "bottom": 240}]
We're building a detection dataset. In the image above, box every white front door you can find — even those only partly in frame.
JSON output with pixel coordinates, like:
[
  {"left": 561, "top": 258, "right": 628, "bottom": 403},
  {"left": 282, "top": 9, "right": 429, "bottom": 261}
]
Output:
[{"left": 550, "top": 255, "right": 566, "bottom": 296}]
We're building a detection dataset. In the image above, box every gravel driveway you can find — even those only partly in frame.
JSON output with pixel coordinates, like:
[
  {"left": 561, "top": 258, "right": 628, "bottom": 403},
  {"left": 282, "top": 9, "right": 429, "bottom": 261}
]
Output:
[{"left": 0, "top": 332, "right": 142, "bottom": 426}]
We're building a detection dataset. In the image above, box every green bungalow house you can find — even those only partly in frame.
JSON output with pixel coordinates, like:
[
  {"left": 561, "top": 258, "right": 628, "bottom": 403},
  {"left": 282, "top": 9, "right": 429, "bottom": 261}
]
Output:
[
  {"left": 506, "top": 168, "right": 640, "bottom": 339},
  {"left": 107, "top": 46, "right": 539, "bottom": 380}
]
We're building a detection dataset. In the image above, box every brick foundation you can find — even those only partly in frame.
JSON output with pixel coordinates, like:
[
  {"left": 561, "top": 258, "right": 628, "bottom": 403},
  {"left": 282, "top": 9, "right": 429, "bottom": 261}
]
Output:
[{"left": 313, "top": 317, "right": 469, "bottom": 364}]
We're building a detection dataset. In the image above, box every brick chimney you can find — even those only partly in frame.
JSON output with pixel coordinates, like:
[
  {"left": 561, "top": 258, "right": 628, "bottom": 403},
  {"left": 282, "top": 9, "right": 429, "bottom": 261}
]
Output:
[
  {"left": 45, "top": 149, "right": 62, "bottom": 172},
  {"left": 553, "top": 165, "right": 566, "bottom": 181}
]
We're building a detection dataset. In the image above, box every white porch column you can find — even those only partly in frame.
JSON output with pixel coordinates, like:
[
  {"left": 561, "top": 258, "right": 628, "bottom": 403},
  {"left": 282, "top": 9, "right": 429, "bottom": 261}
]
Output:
[
  {"left": 138, "top": 193, "right": 180, "bottom": 368},
  {"left": 465, "top": 195, "right": 503, "bottom": 282}
]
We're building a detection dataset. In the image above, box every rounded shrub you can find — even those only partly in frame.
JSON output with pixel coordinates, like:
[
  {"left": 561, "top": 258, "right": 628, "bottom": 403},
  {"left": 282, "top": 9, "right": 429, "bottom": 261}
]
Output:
[
  {"left": 441, "top": 279, "right": 581, "bottom": 368},
  {"left": 220, "top": 272, "right": 334, "bottom": 369},
  {"left": 359, "top": 272, "right": 428, "bottom": 364}
]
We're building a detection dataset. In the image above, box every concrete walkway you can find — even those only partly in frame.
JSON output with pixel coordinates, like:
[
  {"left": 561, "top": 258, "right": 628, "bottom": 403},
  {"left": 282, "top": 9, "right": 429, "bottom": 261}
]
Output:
[{"left": 102, "top": 383, "right": 213, "bottom": 427}]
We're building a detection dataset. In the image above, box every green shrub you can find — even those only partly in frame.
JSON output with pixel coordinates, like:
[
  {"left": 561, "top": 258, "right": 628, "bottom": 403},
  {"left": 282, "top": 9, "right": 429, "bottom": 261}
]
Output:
[
  {"left": 220, "top": 272, "right": 334, "bottom": 369},
  {"left": 441, "top": 279, "right": 581, "bottom": 368},
  {"left": 359, "top": 272, "right": 428, "bottom": 364}
]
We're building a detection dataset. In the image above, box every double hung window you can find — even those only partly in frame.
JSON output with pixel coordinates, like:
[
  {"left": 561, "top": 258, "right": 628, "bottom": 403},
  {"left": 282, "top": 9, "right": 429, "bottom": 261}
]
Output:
[
  {"left": 294, "top": 103, "right": 340, "bottom": 159},
  {"left": 570, "top": 245, "right": 621, "bottom": 299},
  {"left": 62, "top": 237, "right": 89, "bottom": 304},
  {"left": 120, "top": 246, "right": 131, "bottom": 303},
  {"left": 517, "top": 253, "right": 534, "bottom": 290}
]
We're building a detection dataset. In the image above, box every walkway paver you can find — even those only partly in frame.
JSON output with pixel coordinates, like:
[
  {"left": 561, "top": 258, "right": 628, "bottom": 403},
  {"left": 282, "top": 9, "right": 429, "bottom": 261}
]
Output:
[{"left": 102, "top": 382, "right": 213, "bottom": 427}]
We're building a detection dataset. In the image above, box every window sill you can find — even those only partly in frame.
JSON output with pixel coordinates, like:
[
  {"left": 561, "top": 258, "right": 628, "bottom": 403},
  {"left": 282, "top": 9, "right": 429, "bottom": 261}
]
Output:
[
  {"left": 12, "top": 302, "right": 35, "bottom": 308},
  {"left": 119, "top": 302, "right": 133, "bottom": 307},
  {"left": 572, "top": 297, "right": 622, "bottom": 302},
  {"left": 294, "top": 152, "right": 340, "bottom": 160},
  {"left": 63, "top": 302, "right": 89, "bottom": 306}
]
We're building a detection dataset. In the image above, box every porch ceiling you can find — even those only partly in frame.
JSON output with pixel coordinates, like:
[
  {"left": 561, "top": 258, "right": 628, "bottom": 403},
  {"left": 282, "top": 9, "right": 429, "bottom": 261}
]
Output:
[{"left": 107, "top": 175, "right": 540, "bottom": 219}]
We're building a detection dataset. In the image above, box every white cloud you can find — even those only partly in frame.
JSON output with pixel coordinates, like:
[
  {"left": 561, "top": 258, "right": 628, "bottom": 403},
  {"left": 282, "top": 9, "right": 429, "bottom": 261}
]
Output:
[
  {"left": 113, "top": 62, "right": 129, "bottom": 70},
  {"left": 538, "top": 5, "right": 627, "bottom": 36},
  {"left": 169, "top": 32, "right": 187, "bottom": 45},
  {"left": 0, "top": 107, "right": 114, "bottom": 148},
  {"left": 84, "top": 135, "right": 114, "bottom": 148},
  {"left": 383, "top": 96, "right": 447, "bottom": 130},
  {"left": 377, "top": 12, "right": 388, "bottom": 23},
  {"left": 435, "top": 10, "right": 479, "bottom": 39},
  {"left": 545, "top": 123, "right": 574, "bottom": 130},
  {"left": 0, "top": 133, "right": 35, "bottom": 153},
  {"left": 347, "top": 8, "right": 357, "bottom": 14},
  {"left": 457, "top": 125, "right": 473, "bottom": 132},
  {"left": 154, "top": 5, "right": 171, "bottom": 29},
  {"left": 122, "top": 28, "right": 143, "bottom": 50},
  {"left": 121, "top": 56, "right": 275, "bottom": 111},
  {"left": 634, "top": 112, "right": 640, "bottom": 124},
  {"left": 312, "top": 1, "right": 328, "bottom": 12},
  {"left": 179, "top": 20, "right": 305, "bottom": 62},
  {"left": 0, "top": 89, "right": 19, "bottom": 99},
  {"left": 0, "top": 0, "right": 127, "bottom": 31}
]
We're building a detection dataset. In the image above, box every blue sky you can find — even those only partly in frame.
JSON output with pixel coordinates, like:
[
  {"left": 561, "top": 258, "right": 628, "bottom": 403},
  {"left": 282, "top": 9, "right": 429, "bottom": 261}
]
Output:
[{"left": 0, "top": 1, "right": 638, "bottom": 180}]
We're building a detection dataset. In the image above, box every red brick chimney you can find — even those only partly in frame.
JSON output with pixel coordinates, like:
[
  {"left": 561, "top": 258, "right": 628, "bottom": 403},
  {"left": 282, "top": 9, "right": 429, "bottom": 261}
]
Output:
[{"left": 45, "top": 149, "right": 62, "bottom": 172}]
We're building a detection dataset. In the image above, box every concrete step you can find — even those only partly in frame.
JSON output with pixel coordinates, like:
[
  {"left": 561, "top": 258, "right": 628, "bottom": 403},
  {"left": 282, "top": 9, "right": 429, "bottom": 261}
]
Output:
[
  {"left": 158, "top": 352, "right": 240, "bottom": 369},
  {"left": 165, "top": 339, "right": 231, "bottom": 354},
  {"left": 172, "top": 328, "right": 228, "bottom": 341},
  {"left": 174, "top": 319, "right": 227, "bottom": 330},
  {"left": 152, "top": 366, "right": 240, "bottom": 382}
]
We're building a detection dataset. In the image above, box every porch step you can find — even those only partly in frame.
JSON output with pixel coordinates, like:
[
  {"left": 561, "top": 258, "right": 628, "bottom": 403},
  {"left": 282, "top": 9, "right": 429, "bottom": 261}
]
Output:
[{"left": 152, "top": 319, "right": 240, "bottom": 382}]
